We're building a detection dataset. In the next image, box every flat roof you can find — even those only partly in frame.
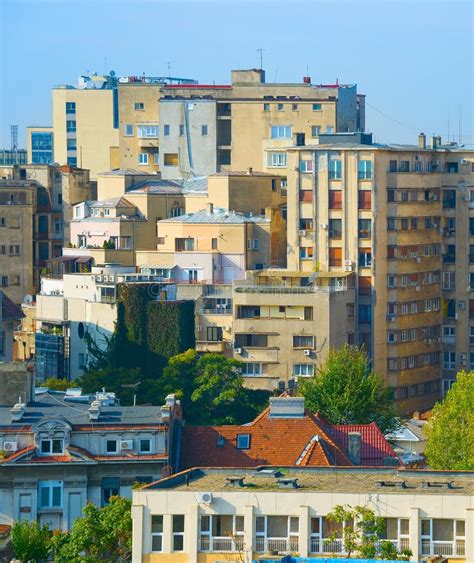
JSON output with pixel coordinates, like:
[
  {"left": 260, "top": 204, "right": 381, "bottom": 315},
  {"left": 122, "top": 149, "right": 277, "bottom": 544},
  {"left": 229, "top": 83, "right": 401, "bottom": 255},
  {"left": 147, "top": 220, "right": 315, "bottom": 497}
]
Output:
[{"left": 144, "top": 467, "right": 474, "bottom": 495}]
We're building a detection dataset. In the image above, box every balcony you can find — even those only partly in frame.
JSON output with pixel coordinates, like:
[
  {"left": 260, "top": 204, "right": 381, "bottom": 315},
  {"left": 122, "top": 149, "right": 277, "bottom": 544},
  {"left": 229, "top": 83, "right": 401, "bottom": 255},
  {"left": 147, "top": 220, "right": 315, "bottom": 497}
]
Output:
[
  {"left": 310, "top": 537, "right": 344, "bottom": 554},
  {"left": 199, "top": 536, "right": 243, "bottom": 552},
  {"left": 421, "top": 539, "right": 465, "bottom": 557},
  {"left": 234, "top": 283, "right": 346, "bottom": 294},
  {"left": 200, "top": 307, "right": 232, "bottom": 315},
  {"left": 255, "top": 536, "right": 299, "bottom": 553},
  {"left": 196, "top": 341, "right": 225, "bottom": 353}
]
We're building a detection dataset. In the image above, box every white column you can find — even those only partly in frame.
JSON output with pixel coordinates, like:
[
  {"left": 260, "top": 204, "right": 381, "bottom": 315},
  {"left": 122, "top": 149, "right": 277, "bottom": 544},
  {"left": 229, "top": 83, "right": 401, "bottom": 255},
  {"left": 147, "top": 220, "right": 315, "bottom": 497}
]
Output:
[
  {"left": 131, "top": 504, "right": 144, "bottom": 563},
  {"left": 465, "top": 508, "right": 474, "bottom": 563},
  {"left": 298, "top": 505, "right": 309, "bottom": 557},
  {"left": 244, "top": 505, "right": 255, "bottom": 561},
  {"left": 409, "top": 506, "right": 420, "bottom": 562},
  {"left": 188, "top": 503, "right": 199, "bottom": 563},
  {"left": 162, "top": 514, "right": 172, "bottom": 553}
]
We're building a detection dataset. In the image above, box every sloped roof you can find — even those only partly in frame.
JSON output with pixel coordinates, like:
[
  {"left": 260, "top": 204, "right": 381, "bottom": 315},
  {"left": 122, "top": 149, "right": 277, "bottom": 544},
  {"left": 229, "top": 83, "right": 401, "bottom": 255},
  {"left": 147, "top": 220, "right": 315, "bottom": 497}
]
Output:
[
  {"left": 162, "top": 208, "right": 269, "bottom": 224},
  {"left": 181, "top": 405, "right": 398, "bottom": 470},
  {"left": 90, "top": 196, "right": 134, "bottom": 208},
  {"left": 99, "top": 168, "right": 149, "bottom": 176},
  {"left": 1, "top": 291, "right": 23, "bottom": 320}
]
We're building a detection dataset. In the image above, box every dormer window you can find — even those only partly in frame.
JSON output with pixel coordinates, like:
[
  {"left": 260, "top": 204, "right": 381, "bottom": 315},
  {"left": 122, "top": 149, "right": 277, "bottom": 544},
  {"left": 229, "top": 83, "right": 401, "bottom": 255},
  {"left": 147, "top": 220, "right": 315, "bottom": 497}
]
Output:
[
  {"left": 40, "top": 438, "right": 64, "bottom": 455},
  {"left": 236, "top": 434, "right": 250, "bottom": 449},
  {"left": 106, "top": 439, "right": 118, "bottom": 454},
  {"left": 139, "top": 438, "right": 152, "bottom": 453}
]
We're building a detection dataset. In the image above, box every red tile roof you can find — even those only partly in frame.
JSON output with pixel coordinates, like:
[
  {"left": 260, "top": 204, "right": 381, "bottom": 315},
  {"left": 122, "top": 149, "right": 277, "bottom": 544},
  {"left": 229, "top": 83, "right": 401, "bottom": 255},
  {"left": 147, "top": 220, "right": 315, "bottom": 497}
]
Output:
[
  {"left": 181, "top": 407, "right": 398, "bottom": 470},
  {"left": 0, "top": 524, "right": 11, "bottom": 536}
]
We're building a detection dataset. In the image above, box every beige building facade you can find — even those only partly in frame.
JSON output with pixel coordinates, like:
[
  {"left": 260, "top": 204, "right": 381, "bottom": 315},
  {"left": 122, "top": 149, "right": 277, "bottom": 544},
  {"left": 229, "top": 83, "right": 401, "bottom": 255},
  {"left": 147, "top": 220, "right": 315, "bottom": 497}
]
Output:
[
  {"left": 283, "top": 132, "right": 474, "bottom": 413},
  {"left": 132, "top": 466, "right": 473, "bottom": 563}
]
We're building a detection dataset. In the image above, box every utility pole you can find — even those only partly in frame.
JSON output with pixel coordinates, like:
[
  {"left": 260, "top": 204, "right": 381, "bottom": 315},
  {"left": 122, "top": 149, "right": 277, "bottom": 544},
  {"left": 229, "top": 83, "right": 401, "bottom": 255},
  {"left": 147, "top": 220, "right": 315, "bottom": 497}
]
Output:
[
  {"left": 257, "top": 48, "right": 265, "bottom": 70},
  {"left": 10, "top": 124, "right": 18, "bottom": 151}
]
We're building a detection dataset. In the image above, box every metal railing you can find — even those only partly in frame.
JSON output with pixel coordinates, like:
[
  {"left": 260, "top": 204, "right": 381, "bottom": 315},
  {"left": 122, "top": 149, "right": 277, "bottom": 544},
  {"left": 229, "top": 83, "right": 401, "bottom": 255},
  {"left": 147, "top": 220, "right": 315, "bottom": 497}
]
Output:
[
  {"left": 200, "top": 307, "right": 232, "bottom": 315},
  {"left": 199, "top": 536, "right": 244, "bottom": 552},
  {"left": 310, "top": 537, "right": 344, "bottom": 554},
  {"left": 234, "top": 284, "right": 346, "bottom": 294},
  {"left": 255, "top": 537, "right": 299, "bottom": 553},
  {"left": 421, "top": 539, "right": 465, "bottom": 557}
]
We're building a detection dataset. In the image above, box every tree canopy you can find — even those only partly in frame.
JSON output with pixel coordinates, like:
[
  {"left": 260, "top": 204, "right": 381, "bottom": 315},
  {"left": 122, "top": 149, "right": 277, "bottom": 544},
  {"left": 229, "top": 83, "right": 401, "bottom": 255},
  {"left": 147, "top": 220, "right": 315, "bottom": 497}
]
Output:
[
  {"left": 298, "top": 345, "right": 398, "bottom": 434},
  {"left": 11, "top": 521, "right": 51, "bottom": 563},
  {"left": 424, "top": 371, "right": 474, "bottom": 470}
]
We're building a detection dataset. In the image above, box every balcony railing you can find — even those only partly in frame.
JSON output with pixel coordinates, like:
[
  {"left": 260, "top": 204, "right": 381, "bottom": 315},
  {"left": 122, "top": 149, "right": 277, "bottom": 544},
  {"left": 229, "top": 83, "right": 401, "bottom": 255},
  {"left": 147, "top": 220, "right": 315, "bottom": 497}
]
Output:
[
  {"left": 421, "top": 539, "right": 465, "bottom": 557},
  {"left": 200, "top": 307, "right": 232, "bottom": 315},
  {"left": 310, "top": 537, "right": 344, "bottom": 554},
  {"left": 199, "top": 536, "right": 244, "bottom": 552},
  {"left": 234, "top": 284, "right": 346, "bottom": 294},
  {"left": 255, "top": 536, "right": 299, "bottom": 553}
]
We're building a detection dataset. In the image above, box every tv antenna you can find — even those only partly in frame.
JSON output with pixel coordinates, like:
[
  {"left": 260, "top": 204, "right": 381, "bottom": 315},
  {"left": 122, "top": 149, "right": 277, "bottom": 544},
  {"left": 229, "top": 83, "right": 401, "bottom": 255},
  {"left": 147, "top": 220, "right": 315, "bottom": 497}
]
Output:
[
  {"left": 257, "top": 48, "right": 265, "bottom": 70},
  {"left": 166, "top": 61, "right": 174, "bottom": 82},
  {"left": 10, "top": 125, "right": 18, "bottom": 151}
]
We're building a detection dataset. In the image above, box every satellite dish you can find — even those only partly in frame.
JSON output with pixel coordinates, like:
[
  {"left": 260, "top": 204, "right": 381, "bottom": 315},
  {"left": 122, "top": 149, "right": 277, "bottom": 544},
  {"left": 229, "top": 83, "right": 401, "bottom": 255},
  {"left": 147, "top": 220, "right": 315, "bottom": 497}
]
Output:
[
  {"left": 23, "top": 294, "right": 33, "bottom": 304},
  {"left": 110, "top": 70, "right": 116, "bottom": 77},
  {"left": 308, "top": 272, "right": 318, "bottom": 285}
]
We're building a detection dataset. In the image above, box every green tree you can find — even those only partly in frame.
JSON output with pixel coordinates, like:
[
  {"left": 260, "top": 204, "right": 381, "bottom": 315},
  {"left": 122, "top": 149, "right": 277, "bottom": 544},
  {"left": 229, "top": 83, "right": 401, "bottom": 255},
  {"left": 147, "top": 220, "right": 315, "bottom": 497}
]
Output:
[
  {"left": 325, "top": 504, "right": 412, "bottom": 560},
  {"left": 298, "top": 345, "right": 397, "bottom": 433},
  {"left": 44, "top": 377, "right": 74, "bottom": 391},
  {"left": 51, "top": 496, "right": 132, "bottom": 562},
  {"left": 11, "top": 520, "right": 51, "bottom": 563},
  {"left": 424, "top": 371, "right": 474, "bottom": 470}
]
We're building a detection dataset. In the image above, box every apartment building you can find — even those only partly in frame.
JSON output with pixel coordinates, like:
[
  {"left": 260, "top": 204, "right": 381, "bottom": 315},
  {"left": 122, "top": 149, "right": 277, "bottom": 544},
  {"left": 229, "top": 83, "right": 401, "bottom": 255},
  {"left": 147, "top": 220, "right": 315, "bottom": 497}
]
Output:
[
  {"left": 0, "top": 389, "right": 181, "bottom": 532},
  {"left": 132, "top": 465, "right": 473, "bottom": 563},
  {"left": 282, "top": 132, "right": 474, "bottom": 413},
  {"left": 118, "top": 68, "right": 365, "bottom": 177},
  {"left": 232, "top": 270, "right": 355, "bottom": 389},
  {"left": 0, "top": 291, "right": 23, "bottom": 362},
  {"left": 35, "top": 266, "right": 177, "bottom": 379}
]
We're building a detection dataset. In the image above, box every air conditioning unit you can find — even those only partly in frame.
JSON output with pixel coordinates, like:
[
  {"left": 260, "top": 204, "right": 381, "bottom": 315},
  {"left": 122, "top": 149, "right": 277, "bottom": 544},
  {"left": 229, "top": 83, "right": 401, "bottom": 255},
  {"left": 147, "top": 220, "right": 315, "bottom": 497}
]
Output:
[
  {"left": 298, "top": 229, "right": 306, "bottom": 236},
  {"left": 215, "top": 264, "right": 221, "bottom": 271},
  {"left": 120, "top": 440, "right": 133, "bottom": 450},
  {"left": 234, "top": 347, "right": 242, "bottom": 354},
  {"left": 223, "top": 325, "right": 230, "bottom": 331},
  {"left": 460, "top": 353, "right": 467, "bottom": 365},
  {"left": 424, "top": 338, "right": 432, "bottom": 345},
  {"left": 344, "top": 260, "right": 353, "bottom": 266},
  {"left": 458, "top": 301, "right": 466, "bottom": 309},
  {"left": 195, "top": 325, "right": 202, "bottom": 332},
  {"left": 198, "top": 492, "right": 213, "bottom": 504},
  {"left": 436, "top": 337, "right": 442, "bottom": 343},
  {"left": 386, "top": 315, "right": 396, "bottom": 322},
  {"left": 319, "top": 222, "right": 328, "bottom": 229},
  {"left": 415, "top": 257, "right": 421, "bottom": 263},
  {"left": 3, "top": 442, "right": 18, "bottom": 452},
  {"left": 461, "top": 158, "right": 469, "bottom": 165},
  {"left": 96, "top": 275, "right": 102, "bottom": 282},
  {"left": 344, "top": 265, "right": 353, "bottom": 272},
  {"left": 415, "top": 285, "right": 421, "bottom": 292},
  {"left": 303, "top": 349, "right": 311, "bottom": 356}
]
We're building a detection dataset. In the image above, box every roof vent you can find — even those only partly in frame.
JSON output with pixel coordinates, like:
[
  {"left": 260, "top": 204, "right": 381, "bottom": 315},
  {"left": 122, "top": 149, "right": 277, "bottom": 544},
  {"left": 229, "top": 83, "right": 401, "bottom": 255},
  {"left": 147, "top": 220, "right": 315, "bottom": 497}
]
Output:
[
  {"left": 277, "top": 477, "right": 299, "bottom": 489},
  {"left": 422, "top": 481, "right": 455, "bottom": 490},
  {"left": 376, "top": 480, "right": 407, "bottom": 489},
  {"left": 254, "top": 468, "right": 282, "bottom": 478},
  {"left": 88, "top": 400, "right": 101, "bottom": 422},
  {"left": 11, "top": 397, "right": 25, "bottom": 422},
  {"left": 225, "top": 476, "right": 246, "bottom": 488},
  {"left": 269, "top": 396, "right": 305, "bottom": 419}
]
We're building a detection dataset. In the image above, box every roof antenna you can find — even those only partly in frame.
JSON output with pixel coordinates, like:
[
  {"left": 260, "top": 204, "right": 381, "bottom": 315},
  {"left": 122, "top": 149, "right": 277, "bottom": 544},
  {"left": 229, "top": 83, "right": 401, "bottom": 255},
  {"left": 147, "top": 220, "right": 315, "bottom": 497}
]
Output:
[{"left": 257, "top": 48, "right": 265, "bottom": 70}]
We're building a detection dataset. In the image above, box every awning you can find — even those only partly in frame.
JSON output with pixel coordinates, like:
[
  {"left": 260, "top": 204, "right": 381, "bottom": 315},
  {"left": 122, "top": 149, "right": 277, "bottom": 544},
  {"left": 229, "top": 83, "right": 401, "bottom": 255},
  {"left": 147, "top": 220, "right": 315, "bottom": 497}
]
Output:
[
  {"left": 139, "top": 264, "right": 177, "bottom": 270},
  {"left": 48, "top": 255, "right": 78, "bottom": 263},
  {"left": 75, "top": 255, "right": 93, "bottom": 263}
]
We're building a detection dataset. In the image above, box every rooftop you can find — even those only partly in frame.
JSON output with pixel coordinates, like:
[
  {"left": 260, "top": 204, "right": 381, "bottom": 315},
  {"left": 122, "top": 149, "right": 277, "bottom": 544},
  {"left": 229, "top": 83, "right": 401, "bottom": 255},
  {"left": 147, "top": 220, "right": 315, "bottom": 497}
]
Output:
[
  {"left": 145, "top": 466, "right": 474, "bottom": 495},
  {"left": 128, "top": 176, "right": 208, "bottom": 195},
  {"left": 0, "top": 291, "right": 24, "bottom": 321},
  {"left": 99, "top": 168, "right": 150, "bottom": 176},
  {"left": 90, "top": 196, "right": 135, "bottom": 208},
  {"left": 161, "top": 208, "right": 269, "bottom": 224}
]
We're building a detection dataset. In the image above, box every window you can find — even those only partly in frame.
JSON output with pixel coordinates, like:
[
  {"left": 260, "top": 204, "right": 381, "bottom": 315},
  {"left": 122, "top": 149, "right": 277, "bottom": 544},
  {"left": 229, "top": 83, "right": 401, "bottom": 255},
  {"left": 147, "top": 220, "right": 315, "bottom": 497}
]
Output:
[
  {"left": 253, "top": 239, "right": 259, "bottom": 251},
  {"left": 293, "top": 335, "right": 314, "bottom": 349},
  {"left": 263, "top": 103, "right": 270, "bottom": 111},
  {"left": 299, "top": 189, "right": 313, "bottom": 202},
  {"left": 65, "top": 102, "right": 76, "bottom": 114},
  {"left": 151, "top": 515, "right": 163, "bottom": 552},
  {"left": 78, "top": 353, "right": 85, "bottom": 369},
  {"left": 138, "top": 152, "right": 149, "bottom": 165},
  {"left": 277, "top": 103, "right": 284, "bottom": 111},
  {"left": 163, "top": 124, "right": 170, "bottom": 136},
  {"left": 67, "top": 138, "right": 77, "bottom": 151},
  {"left": 200, "top": 515, "right": 244, "bottom": 551},
  {"left": 304, "top": 306, "right": 313, "bottom": 320},
  {"left": 135, "top": 438, "right": 151, "bottom": 455},
  {"left": 40, "top": 439, "right": 64, "bottom": 455},
  {"left": 358, "top": 160, "right": 372, "bottom": 179},
  {"left": 293, "top": 364, "right": 314, "bottom": 377},
  {"left": 238, "top": 305, "right": 260, "bottom": 318},
  {"left": 329, "top": 159, "right": 342, "bottom": 179},
  {"left": 171, "top": 206, "right": 183, "bottom": 217},
  {"left": 346, "top": 303, "right": 355, "bottom": 317},
  {"left": 329, "top": 218, "right": 342, "bottom": 238},
  {"left": 207, "top": 326, "right": 223, "bottom": 342},
  {"left": 400, "top": 160, "right": 410, "bottom": 172},
  {"left": 358, "top": 218, "right": 371, "bottom": 238},
  {"left": 179, "top": 124, "right": 184, "bottom": 136},
  {"left": 329, "top": 190, "right": 342, "bottom": 209},
  {"left": 175, "top": 238, "right": 194, "bottom": 251},
  {"left": 312, "top": 103, "right": 322, "bottom": 111},
  {"left": 389, "top": 160, "right": 397, "bottom": 172},
  {"left": 172, "top": 514, "right": 184, "bottom": 551},
  {"left": 137, "top": 125, "right": 158, "bottom": 138},
  {"left": 201, "top": 125, "right": 208, "bottom": 136},
  {"left": 359, "top": 304, "right": 372, "bottom": 324},
  {"left": 271, "top": 125, "right": 292, "bottom": 139},
  {"left": 66, "top": 120, "right": 76, "bottom": 132},
  {"left": 124, "top": 124, "right": 133, "bottom": 136},
  {"left": 299, "top": 218, "right": 313, "bottom": 230},
  {"left": 267, "top": 152, "right": 287, "bottom": 167},
  {"left": 292, "top": 103, "right": 298, "bottom": 111},
  {"left": 102, "top": 477, "right": 120, "bottom": 505},
  {"left": 106, "top": 439, "right": 117, "bottom": 454},
  {"left": 211, "top": 237, "right": 218, "bottom": 250},
  {"left": 242, "top": 363, "right": 263, "bottom": 376},
  {"left": 358, "top": 190, "right": 372, "bottom": 209},
  {"left": 134, "top": 102, "right": 144, "bottom": 110},
  {"left": 311, "top": 125, "right": 320, "bottom": 137},
  {"left": 67, "top": 156, "right": 77, "bottom": 166},
  {"left": 234, "top": 333, "right": 268, "bottom": 347},
  {"left": 444, "top": 351, "right": 456, "bottom": 370},
  {"left": 329, "top": 247, "right": 342, "bottom": 267},
  {"left": 237, "top": 434, "right": 250, "bottom": 449},
  {"left": 39, "top": 480, "right": 62, "bottom": 508},
  {"left": 299, "top": 247, "right": 313, "bottom": 259},
  {"left": 300, "top": 160, "right": 313, "bottom": 173},
  {"left": 359, "top": 249, "right": 372, "bottom": 268},
  {"left": 326, "top": 126, "right": 334, "bottom": 133},
  {"left": 9, "top": 245, "right": 20, "bottom": 256},
  {"left": 164, "top": 153, "right": 179, "bottom": 166}
]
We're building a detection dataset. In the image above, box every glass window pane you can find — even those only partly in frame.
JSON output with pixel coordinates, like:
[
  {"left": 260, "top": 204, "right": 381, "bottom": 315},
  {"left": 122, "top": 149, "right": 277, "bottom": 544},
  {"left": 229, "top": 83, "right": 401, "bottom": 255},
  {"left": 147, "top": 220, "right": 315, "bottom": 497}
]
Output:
[
  {"left": 152, "top": 515, "right": 163, "bottom": 533},
  {"left": 433, "top": 519, "right": 454, "bottom": 541},
  {"left": 200, "top": 515, "right": 210, "bottom": 532},
  {"left": 267, "top": 516, "right": 288, "bottom": 538},
  {"left": 173, "top": 515, "right": 185, "bottom": 533},
  {"left": 52, "top": 439, "right": 62, "bottom": 453},
  {"left": 456, "top": 520, "right": 465, "bottom": 536},
  {"left": 400, "top": 518, "right": 409, "bottom": 535},
  {"left": 173, "top": 535, "right": 184, "bottom": 551},
  {"left": 311, "top": 517, "right": 320, "bottom": 534},
  {"left": 235, "top": 516, "right": 244, "bottom": 532},
  {"left": 52, "top": 485, "right": 62, "bottom": 507},
  {"left": 151, "top": 535, "right": 162, "bottom": 551},
  {"left": 256, "top": 516, "right": 265, "bottom": 533},
  {"left": 290, "top": 516, "right": 299, "bottom": 533},
  {"left": 41, "top": 440, "right": 50, "bottom": 454},
  {"left": 421, "top": 519, "right": 431, "bottom": 536},
  {"left": 40, "top": 485, "right": 49, "bottom": 507}
]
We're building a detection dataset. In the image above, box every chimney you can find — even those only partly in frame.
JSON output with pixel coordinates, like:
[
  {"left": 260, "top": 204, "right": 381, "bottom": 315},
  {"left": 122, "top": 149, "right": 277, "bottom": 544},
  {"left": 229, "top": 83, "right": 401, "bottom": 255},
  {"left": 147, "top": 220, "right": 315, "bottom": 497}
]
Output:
[
  {"left": 436, "top": 135, "right": 442, "bottom": 147},
  {"left": 207, "top": 202, "right": 214, "bottom": 214},
  {"left": 303, "top": 76, "right": 311, "bottom": 84},
  {"left": 412, "top": 410, "right": 420, "bottom": 420},
  {"left": 11, "top": 397, "right": 25, "bottom": 422},
  {"left": 418, "top": 133, "right": 426, "bottom": 149},
  {"left": 247, "top": 167, "right": 253, "bottom": 175},
  {"left": 269, "top": 396, "right": 305, "bottom": 418},
  {"left": 347, "top": 431, "right": 361, "bottom": 465},
  {"left": 88, "top": 400, "right": 101, "bottom": 422},
  {"left": 431, "top": 135, "right": 438, "bottom": 149}
]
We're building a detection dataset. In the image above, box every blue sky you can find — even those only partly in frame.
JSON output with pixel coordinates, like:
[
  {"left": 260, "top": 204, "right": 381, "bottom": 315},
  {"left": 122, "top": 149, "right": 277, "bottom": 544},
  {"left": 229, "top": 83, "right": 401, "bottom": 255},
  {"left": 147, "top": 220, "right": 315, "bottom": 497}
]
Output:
[{"left": 1, "top": 0, "right": 472, "bottom": 147}]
